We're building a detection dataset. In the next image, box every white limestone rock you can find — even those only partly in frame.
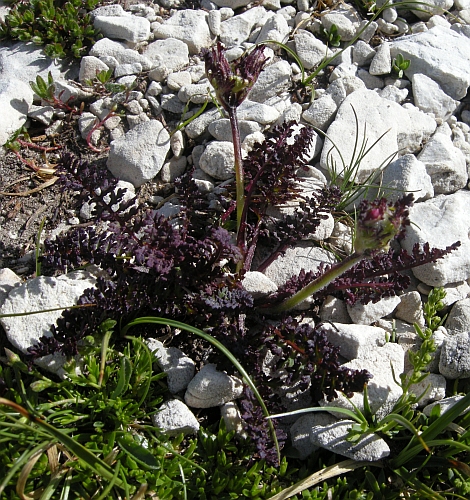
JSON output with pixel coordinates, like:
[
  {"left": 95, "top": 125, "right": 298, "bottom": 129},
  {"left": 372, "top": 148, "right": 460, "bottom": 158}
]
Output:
[
  {"left": 294, "top": 30, "right": 334, "bottom": 70},
  {"left": 445, "top": 298, "right": 470, "bottom": 335},
  {"left": 146, "top": 339, "right": 195, "bottom": 394},
  {"left": 316, "top": 322, "right": 388, "bottom": 360},
  {"left": 152, "top": 399, "right": 199, "bottom": 436},
  {"left": 310, "top": 420, "right": 390, "bottom": 461},
  {"left": 290, "top": 412, "right": 337, "bottom": 459},
  {"left": 219, "top": 6, "right": 267, "bottom": 46},
  {"left": 237, "top": 99, "right": 280, "bottom": 124},
  {"left": 185, "top": 364, "right": 243, "bottom": 408},
  {"left": 411, "top": 0, "right": 453, "bottom": 20},
  {"left": 199, "top": 141, "right": 235, "bottom": 180},
  {"left": 107, "top": 120, "right": 171, "bottom": 187},
  {"left": 394, "top": 291, "right": 425, "bottom": 327},
  {"left": 89, "top": 38, "right": 152, "bottom": 71},
  {"left": 423, "top": 395, "right": 470, "bottom": 417},
  {"left": 0, "top": 271, "right": 97, "bottom": 376},
  {"left": 411, "top": 73, "right": 459, "bottom": 123},
  {"left": 320, "top": 342, "right": 405, "bottom": 419},
  {"left": 319, "top": 296, "right": 351, "bottom": 324},
  {"left": 242, "top": 271, "right": 278, "bottom": 299},
  {"left": 347, "top": 296, "right": 401, "bottom": 325},
  {"left": 94, "top": 15, "right": 150, "bottom": 43},
  {"left": 302, "top": 94, "right": 338, "bottom": 131},
  {"left": 389, "top": 26, "right": 470, "bottom": 100},
  {"left": 417, "top": 128, "right": 467, "bottom": 195},
  {"left": 440, "top": 331, "right": 470, "bottom": 379},
  {"left": 79, "top": 56, "right": 110, "bottom": 83},
  {"left": 401, "top": 191, "right": 470, "bottom": 286},
  {"left": 320, "top": 89, "right": 436, "bottom": 184},
  {"left": 208, "top": 119, "right": 261, "bottom": 142},
  {"left": 261, "top": 244, "right": 336, "bottom": 289},
  {"left": 255, "top": 12, "right": 290, "bottom": 45},
  {"left": 0, "top": 79, "right": 33, "bottom": 146},
  {"left": 145, "top": 38, "right": 190, "bottom": 82},
  {"left": 381, "top": 154, "right": 434, "bottom": 202},
  {"left": 369, "top": 42, "right": 392, "bottom": 76},
  {"left": 408, "top": 373, "right": 446, "bottom": 407},
  {"left": 321, "top": 6, "right": 360, "bottom": 41},
  {"left": 0, "top": 268, "right": 21, "bottom": 307},
  {"left": 153, "top": 10, "right": 214, "bottom": 54},
  {"left": 249, "top": 60, "right": 292, "bottom": 103}
]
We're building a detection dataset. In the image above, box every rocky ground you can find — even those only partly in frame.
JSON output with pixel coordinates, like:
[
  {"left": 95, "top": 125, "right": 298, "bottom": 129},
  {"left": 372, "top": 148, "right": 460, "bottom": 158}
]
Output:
[{"left": 2, "top": 0, "right": 470, "bottom": 460}]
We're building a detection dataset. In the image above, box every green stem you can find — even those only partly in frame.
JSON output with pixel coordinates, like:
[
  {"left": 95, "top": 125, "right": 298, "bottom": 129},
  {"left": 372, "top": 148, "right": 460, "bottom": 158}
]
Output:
[{"left": 271, "top": 252, "right": 363, "bottom": 314}]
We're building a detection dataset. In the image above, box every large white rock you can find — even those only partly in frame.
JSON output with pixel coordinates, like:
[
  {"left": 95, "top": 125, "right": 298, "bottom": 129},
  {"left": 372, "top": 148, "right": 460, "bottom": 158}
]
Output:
[
  {"left": 144, "top": 38, "right": 190, "bottom": 81},
  {"left": 0, "top": 78, "right": 33, "bottom": 146},
  {"left": 153, "top": 10, "right": 215, "bottom": 54},
  {"left": 89, "top": 38, "right": 153, "bottom": 71},
  {"left": 347, "top": 296, "right": 401, "bottom": 325},
  {"left": 319, "top": 89, "right": 436, "bottom": 183},
  {"left": 320, "top": 342, "right": 405, "bottom": 419},
  {"left": 249, "top": 60, "right": 292, "bottom": 103},
  {"left": 382, "top": 154, "right": 433, "bottom": 203},
  {"left": 445, "top": 298, "right": 470, "bottom": 335},
  {"left": 417, "top": 128, "right": 467, "bottom": 195},
  {"left": 0, "top": 271, "right": 96, "bottom": 376},
  {"left": 401, "top": 191, "right": 470, "bottom": 286},
  {"left": 440, "top": 332, "right": 470, "bottom": 379},
  {"left": 219, "top": 6, "right": 266, "bottom": 46},
  {"left": 152, "top": 399, "right": 199, "bottom": 436},
  {"left": 185, "top": 364, "right": 243, "bottom": 408},
  {"left": 94, "top": 15, "right": 150, "bottom": 43},
  {"left": 146, "top": 338, "right": 195, "bottom": 394},
  {"left": 199, "top": 141, "right": 235, "bottom": 180},
  {"left": 107, "top": 120, "right": 171, "bottom": 187},
  {"left": 389, "top": 26, "right": 470, "bottom": 100},
  {"left": 294, "top": 30, "right": 333, "bottom": 70},
  {"left": 411, "top": 73, "right": 459, "bottom": 123},
  {"left": 310, "top": 420, "right": 390, "bottom": 461},
  {"left": 316, "top": 322, "right": 388, "bottom": 360}
]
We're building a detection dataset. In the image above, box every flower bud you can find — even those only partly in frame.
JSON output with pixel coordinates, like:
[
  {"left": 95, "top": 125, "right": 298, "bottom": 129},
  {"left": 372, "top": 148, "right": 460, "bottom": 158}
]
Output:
[{"left": 354, "top": 194, "right": 413, "bottom": 255}]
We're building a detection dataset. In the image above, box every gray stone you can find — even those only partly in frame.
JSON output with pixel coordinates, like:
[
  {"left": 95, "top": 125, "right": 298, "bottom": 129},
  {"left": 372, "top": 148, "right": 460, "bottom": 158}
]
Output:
[
  {"left": 389, "top": 26, "right": 470, "bottom": 100},
  {"left": 294, "top": 30, "right": 333, "bottom": 70},
  {"left": 440, "top": 331, "right": 470, "bottom": 378},
  {"left": 208, "top": 119, "right": 261, "bottom": 142},
  {"left": 249, "top": 60, "right": 292, "bottom": 103},
  {"left": 401, "top": 191, "right": 470, "bottom": 286},
  {"left": 242, "top": 271, "right": 278, "bottom": 299},
  {"left": 0, "top": 271, "right": 96, "bottom": 376},
  {"left": 310, "top": 420, "right": 390, "bottom": 461},
  {"left": 152, "top": 399, "right": 199, "bottom": 436},
  {"left": 411, "top": 73, "right": 459, "bottom": 123},
  {"left": 369, "top": 42, "right": 392, "bottom": 75},
  {"left": 317, "top": 322, "right": 388, "bottom": 360},
  {"left": 0, "top": 78, "right": 33, "bottom": 146},
  {"left": 153, "top": 10, "right": 214, "bottom": 54},
  {"left": 199, "top": 141, "right": 235, "bottom": 180},
  {"left": 146, "top": 338, "right": 195, "bottom": 393},
  {"left": 145, "top": 38, "right": 190, "bottom": 81},
  {"left": 445, "top": 298, "right": 470, "bottom": 335},
  {"left": 347, "top": 296, "right": 401, "bottom": 325},
  {"left": 94, "top": 15, "right": 151, "bottom": 43},
  {"left": 409, "top": 373, "right": 446, "bottom": 406},
  {"left": 290, "top": 412, "right": 337, "bottom": 459},
  {"left": 107, "top": 120, "right": 171, "bottom": 187},
  {"left": 395, "top": 292, "right": 425, "bottom": 327},
  {"left": 185, "top": 364, "right": 243, "bottom": 408},
  {"left": 382, "top": 154, "right": 433, "bottom": 203},
  {"left": 219, "top": 6, "right": 266, "bottom": 46},
  {"left": 417, "top": 128, "right": 467, "bottom": 195},
  {"left": 79, "top": 56, "right": 110, "bottom": 83},
  {"left": 89, "top": 38, "right": 152, "bottom": 71},
  {"left": 423, "top": 395, "right": 470, "bottom": 417}
]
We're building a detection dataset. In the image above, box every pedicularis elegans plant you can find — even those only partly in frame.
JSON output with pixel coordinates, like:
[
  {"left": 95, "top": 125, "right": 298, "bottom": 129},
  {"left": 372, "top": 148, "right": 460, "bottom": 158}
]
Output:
[{"left": 11, "top": 43, "right": 461, "bottom": 464}]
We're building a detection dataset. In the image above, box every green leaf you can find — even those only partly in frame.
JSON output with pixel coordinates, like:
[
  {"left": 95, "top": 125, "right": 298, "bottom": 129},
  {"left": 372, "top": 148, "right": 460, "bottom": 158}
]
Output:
[
  {"left": 110, "top": 356, "right": 132, "bottom": 399},
  {"left": 117, "top": 433, "right": 159, "bottom": 470}
]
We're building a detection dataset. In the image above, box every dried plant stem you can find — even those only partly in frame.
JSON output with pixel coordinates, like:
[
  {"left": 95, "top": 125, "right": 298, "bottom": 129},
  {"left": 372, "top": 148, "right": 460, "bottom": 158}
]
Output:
[{"left": 272, "top": 252, "right": 363, "bottom": 313}]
